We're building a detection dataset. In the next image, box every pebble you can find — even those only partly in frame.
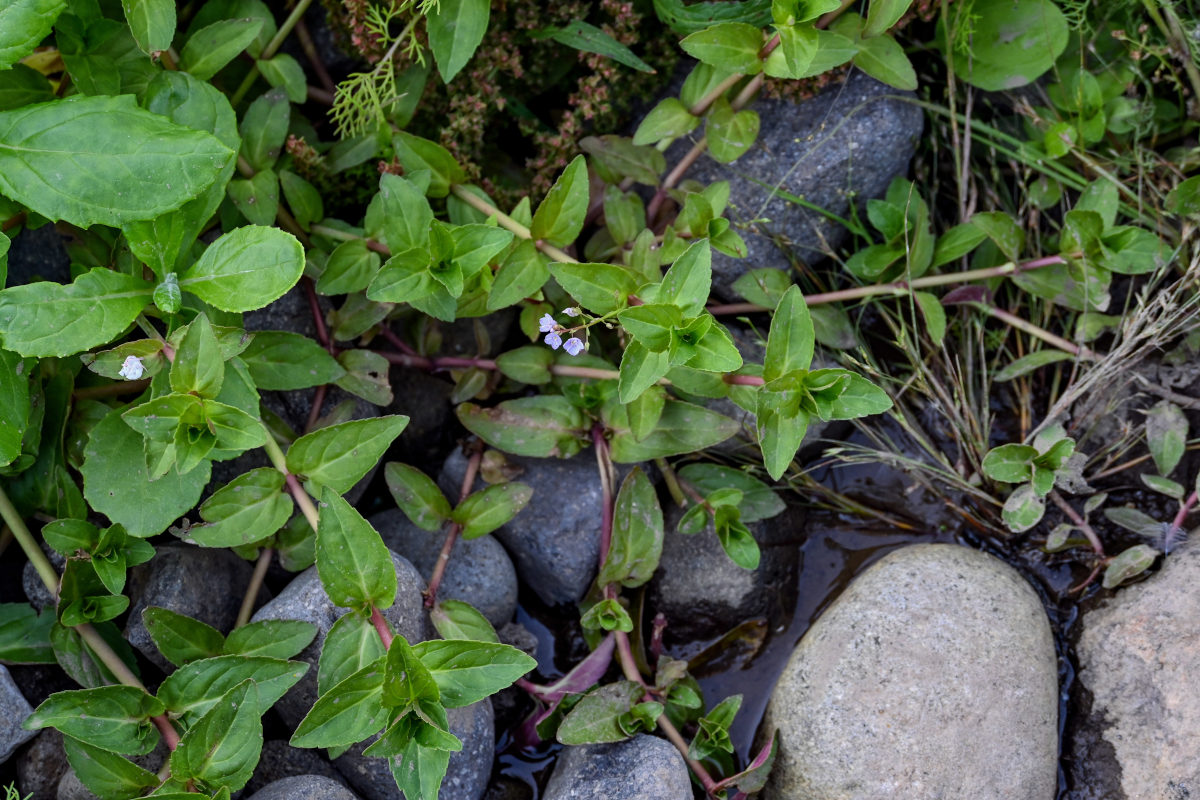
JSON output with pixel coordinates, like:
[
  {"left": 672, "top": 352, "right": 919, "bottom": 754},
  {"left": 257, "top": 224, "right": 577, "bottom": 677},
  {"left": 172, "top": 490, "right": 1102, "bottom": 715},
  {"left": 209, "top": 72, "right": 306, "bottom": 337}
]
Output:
[
  {"left": 542, "top": 735, "right": 692, "bottom": 800},
  {"left": 0, "top": 665, "right": 35, "bottom": 763},
  {"left": 245, "top": 775, "right": 362, "bottom": 800}
]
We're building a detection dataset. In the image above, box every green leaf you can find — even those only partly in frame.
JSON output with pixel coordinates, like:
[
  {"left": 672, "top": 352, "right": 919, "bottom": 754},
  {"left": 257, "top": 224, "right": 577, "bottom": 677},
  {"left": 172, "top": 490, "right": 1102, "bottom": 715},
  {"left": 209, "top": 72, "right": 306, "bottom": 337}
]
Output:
[
  {"left": 427, "top": 0, "right": 490, "bottom": 82},
  {"left": 24, "top": 686, "right": 164, "bottom": 755},
  {"left": 549, "top": 261, "right": 637, "bottom": 315},
  {"left": 580, "top": 597, "right": 634, "bottom": 633},
  {"left": 656, "top": 239, "right": 712, "bottom": 316},
  {"left": 334, "top": 349, "right": 393, "bottom": 405},
  {"left": 0, "top": 0, "right": 67, "bottom": 69},
  {"left": 62, "top": 734, "right": 158, "bottom": 800},
  {"left": 1142, "top": 473, "right": 1184, "bottom": 500},
  {"left": 0, "top": 64, "right": 53, "bottom": 111},
  {"left": 451, "top": 224, "right": 514, "bottom": 276},
  {"left": 291, "top": 658, "right": 389, "bottom": 748},
  {"left": 597, "top": 467, "right": 663, "bottom": 589},
  {"left": 0, "top": 94, "right": 233, "bottom": 228},
  {"left": 945, "top": 0, "right": 1067, "bottom": 91},
  {"left": 763, "top": 285, "right": 814, "bottom": 381},
  {"left": 864, "top": 0, "right": 911, "bottom": 36},
  {"left": 680, "top": 22, "right": 763, "bottom": 73},
  {"left": 240, "top": 88, "right": 289, "bottom": 172},
  {"left": 1102, "top": 544, "right": 1159, "bottom": 589},
  {"left": 677, "top": 464, "right": 784, "bottom": 522},
  {"left": 994, "top": 350, "right": 1074, "bottom": 382},
  {"left": 391, "top": 132, "right": 466, "bottom": 198},
  {"left": 413, "top": 639, "right": 536, "bottom": 707},
  {"left": 488, "top": 240, "right": 550, "bottom": 311},
  {"left": 318, "top": 610, "right": 386, "bottom": 696},
  {"left": 241, "top": 331, "right": 346, "bottom": 390},
  {"left": 1001, "top": 483, "right": 1044, "bottom": 532},
  {"left": 142, "top": 607, "right": 224, "bottom": 667},
  {"left": 259, "top": 53, "right": 307, "bottom": 103},
  {"left": 0, "top": 269, "right": 153, "bottom": 358},
  {"left": 580, "top": 135, "right": 666, "bottom": 186},
  {"left": 0, "top": 348, "right": 30, "bottom": 467},
  {"left": 220, "top": 621, "right": 314, "bottom": 661},
  {"left": 170, "top": 681, "right": 261, "bottom": 791},
  {"left": 970, "top": 211, "right": 1024, "bottom": 262},
  {"left": 170, "top": 313, "right": 224, "bottom": 398},
  {"left": 388, "top": 734, "right": 453, "bottom": 800},
  {"left": 452, "top": 482, "right": 533, "bottom": 539},
  {"left": 185, "top": 468, "right": 293, "bottom": 548},
  {"left": 279, "top": 170, "right": 323, "bottom": 230},
  {"left": 821, "top": 373, "right": 892, "bottom": 419},
  {"left": 982, "top": 443, "right": 1037, "bottom": 483},
  {"left": 383, "top": 634, "right": 440, "bottom": 708},
  {"left": 1145, "top": 400, "right": 1188, "bottom": 477},
  {"left": 0, "top": 603, "right": 54, "bottom": 664},
  {"left": 180, "top": 17, "right": 265, "bottom": 81},
  {"left": 156, "top": 655, "right": 308, "bottom": 722},
  {"left": 618, "top": 340, "right": 671, "bottom": 404},
  {"left": 715, "top": 509, "right": 759, "bottom": 568},
  {"left": 121, "top": 0, "right": 175, "bottom": 55},
  {"left": 931, "top": 222, "right": 988, "bottom": 267},
  {"left": 430, "top": 600, "right": 499, "bottom": 643},
  {"left": 557, "top": 681, "right": 642, "bottom": 744},
  {"left": 495, "top": 345, "right": 555, "bottom": 385},
  {"left": 608, "top": 398, "right": 739, "bottom": 462},
  {"left": 288, "top": 415, "right": 410, "bottom": 495},
  {"left": 179, "top": 226, "right": 303, "bottom": 313},
  {"left": 227, "top": 169, "right": 279, "bottom": 226},
  {"left": 627, "top": 383, "right": 666, "bottom": 441},
  {"left": 531, "top": 155, "right": 590, "bottom": 248},
  {"left": 317, "top": 487, "right": 398, "bottom": 609},
  {"left": 707, "top": 97, "right": 759, "bottom": 163},
  {"left": 851, "top": 31, "right": 916, "bottom": 90},
  {"left": 912, "top": 291, "right": 946, "bottom": 347},
  {"left": 456, "top": 396, "right": 589, "bottom": 458},
  {"left": 755, "top": 392, "right": 808, "bottom": 481},
  {"left": 81, "top": 406, "right": 211, "bottom": 538},
  {"left": 537, "top": 19, "right": 655, "bottom": 73},
  {"left": 633, "top": 98, "right": 700, "bottom": 146},
  {"left": 385, "top": 462, "right": 452, "bottom": 532}
]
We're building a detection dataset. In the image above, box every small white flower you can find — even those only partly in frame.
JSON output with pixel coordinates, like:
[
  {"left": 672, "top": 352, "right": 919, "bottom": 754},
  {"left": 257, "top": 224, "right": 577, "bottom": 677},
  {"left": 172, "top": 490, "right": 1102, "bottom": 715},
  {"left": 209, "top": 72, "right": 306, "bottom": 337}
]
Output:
[
  {"left": 545, "top": 331, "right": 563, "bottom": 350},
  {"left": 538, "top": 313, "right": 557, "bottom": 333},
  {"left": 118, "top": 355, "right": 145, "bottom": 381},
  {"left": 563, "top": 307, "right": 581, "bottom": 317},
  {"left": 563, "top": 337, "right": 585, "bottom": 356}
]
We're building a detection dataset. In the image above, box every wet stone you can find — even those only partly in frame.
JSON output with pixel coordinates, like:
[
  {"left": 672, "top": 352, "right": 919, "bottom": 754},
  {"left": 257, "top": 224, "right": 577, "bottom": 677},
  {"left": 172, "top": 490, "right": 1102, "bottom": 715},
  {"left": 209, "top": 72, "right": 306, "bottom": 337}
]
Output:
[
  {"left": 16, "top": 729, "right": 69, "bottom": 800},
  {"left": 0, "top": 665, "right": 35, "bottom": 763},
  {"left": 542, "top": 734, "right": 692, "bottom": 800},
  {"left": 5, "top": 223, "right": 70, "bottom": 287},
  {"left": 335, "top": 700, "right": 494, "bottom": 800},
  {"left": 250, "top": 551, "right": 427, "bottom": 730},
  {"left": 1075, "top": 545, "right": 1200, "bottom": 799},
  {"left": 762, "top": 543, "right": 1058, "bottom": 800},
  {"left": 245, "top": 739, "right": 351, "bottom": 796},
  {"left": 371, "top": 508, "right": 517, "bottom": 627},
  {"left": 245, "top": 775, "right": 362, "bottom": 800}
]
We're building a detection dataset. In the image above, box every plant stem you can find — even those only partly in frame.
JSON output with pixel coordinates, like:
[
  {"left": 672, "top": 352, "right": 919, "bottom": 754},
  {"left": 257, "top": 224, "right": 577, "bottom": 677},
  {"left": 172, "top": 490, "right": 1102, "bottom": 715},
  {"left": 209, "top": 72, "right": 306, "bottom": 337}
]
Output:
[
  {"left": 1049, "top": 490, "right": 1104, "bottom": 555},
  {"left": 262, "top": 434, "right": 322, "bottom": 531},
  {"left": 369, "top": 605, "right": 394, "bottom": 649},
  {"left": 1171, "top": 490, "right": 1199, "bottom": 532},
  {"left": 425, "top": 446, "right": 483, "bottom": 608},
  {"left": 593, "top": 426, "right": 615, "bottom": 570},
  {"left": 707, "top": 255, "right": 1068, "bottom": 315},
  {"left": 449, "top": 185, "right": 578, "bottom": 264},
  {"left": 230, "top": 0, "right": 317, "bottom": 106},
  {"left": 294, "top": 16, "right": 336, "bottom": 93},
  {"left": 655, "top": 457, "right": 686, "bottom": 507},
  {"left": 971, "top": 303, "right": 1098, "bottom": 361},
  {"left": 235, "top": 547, "right": 273, "bottom": 628},
  {"left": 0, "top": 486, "right": 59, "bottom": 593}
]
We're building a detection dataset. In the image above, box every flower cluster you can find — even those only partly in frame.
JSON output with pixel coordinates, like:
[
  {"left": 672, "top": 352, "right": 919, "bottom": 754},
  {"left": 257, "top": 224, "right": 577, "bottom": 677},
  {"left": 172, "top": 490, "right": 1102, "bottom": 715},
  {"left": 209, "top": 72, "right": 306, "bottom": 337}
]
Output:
[{"left": 539, "top": 311, "right": 585, "bottom": 356}]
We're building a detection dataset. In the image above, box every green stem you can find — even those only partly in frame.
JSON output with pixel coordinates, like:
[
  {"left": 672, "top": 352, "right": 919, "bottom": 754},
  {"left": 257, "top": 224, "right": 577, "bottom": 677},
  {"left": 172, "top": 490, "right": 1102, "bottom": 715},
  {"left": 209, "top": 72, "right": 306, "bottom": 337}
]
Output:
[
  {"left": 971, "top": 302, "right": 1097, "bottom": 361},
  {"left": 0, "top": 486, "right": 59, "bottom": 594},
  {"left": 449, "top": 185, "right": 579, "bottom": 264},
  {"left": 230, "top": 0, "right": 317, "bottom": 106},
  {"left": 235, "top": 547, "right": 273, "bottom": 628},
  {"left": 262, "top": 433, "right": 321, "bottom": 531}
]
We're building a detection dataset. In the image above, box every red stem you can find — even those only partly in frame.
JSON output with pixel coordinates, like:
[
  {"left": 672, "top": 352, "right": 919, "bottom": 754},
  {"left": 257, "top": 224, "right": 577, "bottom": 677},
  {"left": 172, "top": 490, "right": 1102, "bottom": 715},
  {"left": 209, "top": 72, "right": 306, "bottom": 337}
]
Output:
[
  {"left": 302, "top": 277, "right": 334, "bottom": 353},
  {"left": 152, "top": 716, "right": 181, "bottom": 750},
  {"left": 369, "top": 605, "right": 394, "bottom": 649},
  {"left": 425, "top": 446, "right": 483, "bottom": 607},
  {"left": 1171, "top": 490, "right": 1199, "bottom": 531}
]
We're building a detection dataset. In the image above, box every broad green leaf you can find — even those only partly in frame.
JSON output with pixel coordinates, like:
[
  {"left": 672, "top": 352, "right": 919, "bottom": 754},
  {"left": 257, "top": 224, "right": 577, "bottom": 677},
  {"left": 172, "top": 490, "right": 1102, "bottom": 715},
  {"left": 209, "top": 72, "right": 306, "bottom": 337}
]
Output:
[
  {"left": 383, "top": 634, "right": 440, "bottom": 708},
  {"left": 258, "top": 53, "right": 307, "bottom": 102},
  {"left": 316, "top": 239, "right": 381, "bottom": 296},
  {"left": 122, "top": 0, "right": 175, "bottom": 55},
  {"left": 62, "top": 734, "right": 158, "bottom": 800},
  {"left": 179, "top": 226, "right": 303, "bottom": 312},
  {"left": 452, "top": 482, "right": 533, "bottom": 539},
  {"left": 391, "top": 132, "right": 466, "bottom": 198},
  {"left": 619, "top": 301, "right": 681, "bottom": 350},
  {"left": 677, "top": 464, "right": 784, "bottom": 522},
  {"left": 970, "top": 211, "right": 1024, "bottom": 262},
  {"left": 1145, "top": 400, "right": 1188, "bottom": 477},
  {"left": 385, "top": 462, "right": 452, "bottom": 532},
  {"left": 169, "top": 681, "right": 261, "bottom": 791},
  {"left": 608, "top": 399, "right": 739, "bottom": 461},
  {"left": 557, "top": 681, "right": 642, "bottom": 744},
  {"left": 537, "top": 19, "right": 654, "bottom": 73},
  {"left": 531, "top": 155, "right": 589, "bottom": 248},
  {"left": 820, "top": 373, "right": 892, "bottom": 419},
  {"left": 389, "top": 735, "right": 452, "bottom": 800},
  {"left": 0, "top": 348, "right": 30, "bottom": 466},
  {"left": 627, "top": 383, "right": 666, "bottom": 441},
  {"left": 912, "top": 291, "right": 946, "bottom": 347},
  {"left": 864, "top": 0, "right": 911, "bottom": 36},
  {"left": 427, "top": 0, "right": 490, "bottom": 82},
  {"left": 239, "top": 88, "right": 289, "bottom": 171},
  {"left": 852, "top": 31, "right": 916, "bottom": 90},
  {"left": 656, "top": 240, "right": 712, "bottom": 316},
  {"left": 227, "top": 169, "right": 279, "bottom": 226},
  {"left": 142, "top": 607, "right": 224, "bottom": 666},
  {"left": 317, "top": 487, "right": 398, "bottom": 610},
  {"left": 680, "top": 22, "right": 763, "bottom": 73},
  {"left": 0, "top": 0, "right": 66, "bottom": 68},
  {"left": 982, "top": 444, "right": 1037, "bottom": 483},
  {"left": 413, "top": 640, "right": 536, "bottom": 707},
  {"left": 288, "top": 416, "right": 410, "bottom": 495},
  {"left": 81, "top": 407, "right": 211, "bottom": 538},
  {"left": 223, "top": 620, "right": 316, "bottom": 661},
  {"left": 488, "top": 240, "right": 550, "bottom": 311},
  {"left": 765, "top": 23, "right": 818, "bottom": 78},
  {"left": 180, "top": 18, "right": 265, "bottom": 81},
  {"left": 945, "top": 0, "right": 1067, "bottom": 91},
  {"left": 170, "top": 313, "right": 224, "bottom": 398},
  {"left": 0, "top": 269, "right": 153, "bottom": 357},
  {"left": 241, "top": 331, "right": 347, "bottom": 390},
  {"left": 549, "top": 261, "right": 637, "bottom": 315},
  {"left": 0, "top": 64, "right": 53, "bottom": 111},
  {"left": 430, "top": 600, "right": 498, "bottom": 643},
  {"left": 931, "top": 222, "right": 988, "bottom": 267},
  {"left": 24, "top": 686, "right": 164, "bottom": 755},
  {"left": 317, "top": 610, "right": 384, "bottom": 695},
  {"left": 755, "top": 398, "right": 808, "bottom": 481},
  {"left": 994, "top": 350, "right": 1073, "bottom": 382},
  {"left": 1141, "top": 473, "right": 1184, "bottom": 499},
  {"left": 185, "top": 468, "right": 293, "bottom": 548},
  {"left": 706, "top": 97, "right": 759, "bottom": 163},
  {"left": 0, "top": 603, "right": 54, "bottom": 664},
  {"left": 618, "top": 340, "right": 670, "bottom": 404},
  {"left": 654, "top": 0, "right": 772, "bottom": 34},
  {"left": 1001, "top": 483, "right": 1044, "bottom": 532},
  {"left": 457, "top": 396, "right": 589, "bottom": 458},
  {"left": 633, "top": 98, "right": 700, "bottom": 146},
  {"left": 0, "top": 95, "right": 233, "bottom": 228},
  {"left": 279, "top": 170, "right": 323, "bottom": 230},
  {"left": 579, "top": 134, "right": 666, "bottom": 186},
  {"left": 494, "top": 345, "right": 555, "bottom": 385},
  {"left": 291, "top": 658, "right": 389, "bottom": 748},
  {"left": 156, "top": 655, "right": 307, "bottom": 720},
  {"left": 334, "top": 348, "right": 393, "bottom": 405},
  {"left": 597, "top": 467, "right": 663, "bottom": 589},
  {"left": 763, "top": 285, "right": 814, "bottom": 381},
  {"left": 1103, "top": 544, "right": 1159, "bottom": 589}
]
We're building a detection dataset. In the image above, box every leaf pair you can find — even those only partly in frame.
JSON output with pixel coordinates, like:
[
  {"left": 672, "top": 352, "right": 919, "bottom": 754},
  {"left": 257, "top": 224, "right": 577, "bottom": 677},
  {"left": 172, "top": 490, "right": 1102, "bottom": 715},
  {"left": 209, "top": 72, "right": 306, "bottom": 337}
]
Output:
[{"left": 384, "top": 462, "right": 533, "bottom": 540}]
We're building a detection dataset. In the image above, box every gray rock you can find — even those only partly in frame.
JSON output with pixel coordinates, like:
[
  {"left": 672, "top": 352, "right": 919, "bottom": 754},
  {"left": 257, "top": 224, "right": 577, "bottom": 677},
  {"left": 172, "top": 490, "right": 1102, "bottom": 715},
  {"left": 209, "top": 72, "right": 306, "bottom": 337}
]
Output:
[
  {"left": 22, "top": 543, "right": 65, "bottom": 612},
  {"left": 246, "top": 775, "right": 362, "bottom": 800},
  {"left": 761, "top": 543, "right": 1058, "bottom": 800},
  {"left": 648, "top": 504, "right": 798, "bottom": 643},
  {"left": 335, "top": 700, "right": 494, "bottom": 800},
  {"left": 542, "top": 735, "right": 692, "bottom": 800},
  {"left": 371, "top": 509, "right": 517, "bottom": 627},
  {"left": 5, "top": 223, "right": 70, "bottom": 287},
  {"left": 124, "top": 544, "right": 268, "bottom": 672},
  {"left": 1076, "top": 545, "right": 1200, "bottom": 799},
  {"left": 441, "top": 450, "right": 634, "bottom": 606},
  {"left": 17, "top": 729, "right": 69, "bottom": 800},
  {"left": 250, "top": 551, "right": 427, "bottom": 729},
  {"left": 386, "top": 369, "right": 455, "bottom": 465},
  {"left": 674, "top": 70, "right": 923, "bottom": 299},
  {"left": 246, "top": 740, "right": 351, "bottom": 796},
  {"left": 0, "top": 665, "right": 35, "bottom": 763}
]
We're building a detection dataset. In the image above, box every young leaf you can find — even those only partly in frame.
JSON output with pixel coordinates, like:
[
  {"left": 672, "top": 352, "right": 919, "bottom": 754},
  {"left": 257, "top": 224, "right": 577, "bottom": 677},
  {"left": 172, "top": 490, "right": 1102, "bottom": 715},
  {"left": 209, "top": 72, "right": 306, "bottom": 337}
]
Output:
[
  {"left": 0, "top": 95, "right": 233, "bottom": 228},
  {"left": 170, "top": 313, "right": 224, "bottom": 398},
  {"left": 763, "top": 285, "right": 814, "bottom": 381},
  {"left": 608, "top": 399, "right": 739, "bottom": 462},
  {"left": 1102, "top": 544, "right": 1159, "bottom": 589},
  {"left": 430, "top": 600, "right": 499, "bottom": 643},
  {"left": 155, "top": 655, "right": 308, "bottom": 720},
  {"left": 62, "top": 734, "right": 159, "bottom": 800},
  {"left": 24, "top": 686, "right": 165, "bottom": 755},
  {"left": 412, "top": 640, "right": 536, "bottom": 707},
  {"left": 706, "top": 97, "right": 760, "bottom": 163},
  {"left": 389, "top": 736, "right": 452, "bottom": 800},
  {"left": 240, "top": 331, "right": 347, "bottom": 390},
  {"left": 633, "top": 98, "right": 700, "bottom": 146},
  {"left": 287, "top": 416, "right": 410, "bottom": 495},
  {"left": 680, "top": 22, "right": 763, "bottom": 73},
  {"left": 318, "top": 610, "right": 386, "bottom": 696},
  {"left": 385, "top": 462, "right": 453, "bottom": 532},
  {"left": 291, "top": 658, "right": 389, "bottom": 749},
  {"left": 549, "top": 261, "right": 638, "bottom": 315},
  {"left": 122, "top": 0, "right": 175, "bottom": 56},
  {"left": 531, "top": 155, "right": 589, "bottom": 248},
  {"left": 1145, "top": 400, "right": 1188, "bottom": 477},
  {"left": 179, "top": 226, "right": 304, "bottom": 313},
  {"left": 169, "top": 681, "right": 262, "bottom": 792},
  {"left": 383, "top": 634, "right": 440, "bottom": 708},
  {"left": 597, "top": 467, "right": 663, "bottom": 589},
  {"left": 223, "top": 620, "right": 317, "bottom": 660},
  {"left": 677, "top": 464, "right": 785, "bottom": 522},
  {"left": 1001, "top": 483, "right": 1045, "bottom": 532},
  {"left": 656, "top": 240, "right": 712, "bottom": 316},
  {"left": 142, "top": 607, "right": 224, "bottom": 667},
  {"left": 981, "top": 444, "right": 1037, "bottom": 484},
  {"left": 0, "top": 0, "right": 67, "bottom": 70},
  {"left": 180, "top": 18, "right": 264, "bottom": 80},
  {"left": 453, "top": 482, "right": 533, "bottom": 539},
  {"left": 557, "top": 681, "right": 642, "bottom": 745},
  {"left": 427, "top": 0, "right": 490, "bottom": 82},
  {"left": 993, "top": 350, "right": 1074, "bottom": 382},
  {"left": 317, "top": 487, "right": 398, "bottom": 610},
  {"left": 537, "top": 19, "right": 655, "bottom": 73}
]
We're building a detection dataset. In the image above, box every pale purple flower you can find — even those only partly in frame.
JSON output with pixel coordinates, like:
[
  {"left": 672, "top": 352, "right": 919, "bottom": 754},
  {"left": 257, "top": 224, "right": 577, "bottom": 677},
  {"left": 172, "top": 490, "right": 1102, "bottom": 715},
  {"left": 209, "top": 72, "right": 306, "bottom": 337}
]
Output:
[
  {"left": 545, "top": 331, "right": 563, "bottom": 350},
  {"left": 118, "top": 355, "right": 145, "bottom": 380},
  {"left": 563, "top": 307, "right": 581, "bottom": 317},
  {"left": 563, "top": 337, "right": 585, "bottom": 356},
  {"left": 538, "top": 313, "right": 557, "bottom": 333}
]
